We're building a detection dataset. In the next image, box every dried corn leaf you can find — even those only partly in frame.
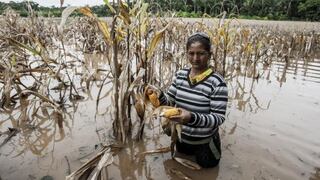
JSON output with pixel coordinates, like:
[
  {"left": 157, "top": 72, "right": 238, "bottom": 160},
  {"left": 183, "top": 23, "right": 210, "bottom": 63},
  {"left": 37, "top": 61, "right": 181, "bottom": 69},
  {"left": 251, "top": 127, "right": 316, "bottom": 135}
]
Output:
[
  {"left": 173, "top": 157, "right": 201, "bottom": 170},
  {"left": 128, "top": 68, "right": 145, "bottom": 92},
  {"left": 117, "top": 63, "right": 131, "bottom": 142},
  {"left": 97, "top": 20, "right": 112, "bottom": 44},
  {"left": 138, "top": 146, "right": 170, "bottom": 156},
  {"left": 8, "top": 38, "right": 40, "bottom": 56},
  {"left": 0, "top": 128, "right": 19, "bottom": 148},
  {"left": 59, "top": 6, "right": 79, "bottom": 33},
  {"left": 88, "top": 148, "right": 113, "bottom": 180},
  {"left": 137, "top": 3, "right": 149, "bottom": 36},
  {"left": 52, "top": 110, "right": 63, "bottom": 129},
  {"left": 22, "top": 90, "right": 60, "bottom": 111},
  {"left": 218, "top": 11, "right": 227, "bottom": 28},
  {"left": 79, "top": 7, "right": 112, "bottom": 45},
  {"left": 66, "top": 147, "right": 113, "bottom": 180},
  {"left": 129, "top": 1, "right": 140, "bottom": 16},
  {"left": 140, "top": 17, "right": 149, "bottom": 38},
  {"left": 134, "top": 98, "right": 145, "bottom": 119},
  {"left": 103, "top": 0, "right": 116, "bottom": 14},
  {"left": 175, "top": 124, "right": 182, "bottom": 141},
  {"left": 138, "top": 3, "right": 149, "bottom": 19},
  {"left": 2, "top": 69, "right": 13, "bottom": 108},
  {"left": 119, "top": 1, "right": 131, "bottom": 25},
  {"left": 79, "top": 7, "right": 94, "bottom": 18},
  {"left": 147, "top": 25, "right": 168, "bottom": 60},
  {"left": 115, "top": 23, "right": 126, "bottom": 42}
]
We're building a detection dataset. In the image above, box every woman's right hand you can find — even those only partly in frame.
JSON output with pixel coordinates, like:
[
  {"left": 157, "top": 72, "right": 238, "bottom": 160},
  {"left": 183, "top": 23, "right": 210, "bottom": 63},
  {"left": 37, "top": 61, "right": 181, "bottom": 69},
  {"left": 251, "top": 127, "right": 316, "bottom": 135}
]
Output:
[{"left": 168, "top": 108, "right": 191, "bottom": 124}]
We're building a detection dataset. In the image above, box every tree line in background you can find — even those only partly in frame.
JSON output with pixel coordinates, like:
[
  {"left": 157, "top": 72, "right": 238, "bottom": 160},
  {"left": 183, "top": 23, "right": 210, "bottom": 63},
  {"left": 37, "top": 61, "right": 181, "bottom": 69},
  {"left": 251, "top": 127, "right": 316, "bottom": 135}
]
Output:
[
  {"left": 0, "top": 1, "right": 111, "bottom": 17},
  {"left": 0, "top": 0, "right": 319, "bottom": 21}
]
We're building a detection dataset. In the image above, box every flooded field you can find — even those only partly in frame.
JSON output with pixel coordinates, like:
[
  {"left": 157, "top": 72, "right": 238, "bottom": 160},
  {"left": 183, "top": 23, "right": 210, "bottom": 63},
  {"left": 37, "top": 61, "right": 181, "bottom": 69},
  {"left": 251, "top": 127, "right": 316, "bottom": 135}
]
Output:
[
  {"left": 1, "top": 6, "right": 320, "bottom": 180},
  {"left": 1, "top": 53, "right": 320, "bottom": 180}
]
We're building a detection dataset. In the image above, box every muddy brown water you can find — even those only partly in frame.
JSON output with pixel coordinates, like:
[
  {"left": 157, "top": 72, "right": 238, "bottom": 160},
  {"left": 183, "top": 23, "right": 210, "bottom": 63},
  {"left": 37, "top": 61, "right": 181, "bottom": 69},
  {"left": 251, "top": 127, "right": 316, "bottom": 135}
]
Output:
[
  {"left": 1, "top": 55, "right": 320, "bottom": 180},
  {"left": 0, "top": 21, "right": 320, "bottom": 179}
]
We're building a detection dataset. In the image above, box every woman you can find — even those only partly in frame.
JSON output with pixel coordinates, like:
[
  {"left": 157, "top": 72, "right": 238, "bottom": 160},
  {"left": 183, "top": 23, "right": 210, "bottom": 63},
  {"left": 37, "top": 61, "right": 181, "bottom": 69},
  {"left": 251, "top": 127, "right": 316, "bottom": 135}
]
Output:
[{"left": 148, "top": 32, "right": 228, "bottom": 168}]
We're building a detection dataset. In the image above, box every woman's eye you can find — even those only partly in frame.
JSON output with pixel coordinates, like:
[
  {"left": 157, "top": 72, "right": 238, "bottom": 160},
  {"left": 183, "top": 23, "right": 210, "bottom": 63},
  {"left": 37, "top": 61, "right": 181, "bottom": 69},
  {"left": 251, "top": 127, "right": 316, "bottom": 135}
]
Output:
[{"left": 188, "top": 52, "right": 208, "bottom": 57}]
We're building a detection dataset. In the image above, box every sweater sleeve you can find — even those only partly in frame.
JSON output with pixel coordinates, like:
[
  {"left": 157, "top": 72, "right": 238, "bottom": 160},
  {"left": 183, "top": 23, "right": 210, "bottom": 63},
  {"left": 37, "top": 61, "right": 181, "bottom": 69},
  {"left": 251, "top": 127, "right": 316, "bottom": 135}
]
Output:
[
  {"left": 158, "top": 73, "right": 178, "bottom": 106},
  {"left": 187, "top": 82, "right": 228, "bottom": 129}
]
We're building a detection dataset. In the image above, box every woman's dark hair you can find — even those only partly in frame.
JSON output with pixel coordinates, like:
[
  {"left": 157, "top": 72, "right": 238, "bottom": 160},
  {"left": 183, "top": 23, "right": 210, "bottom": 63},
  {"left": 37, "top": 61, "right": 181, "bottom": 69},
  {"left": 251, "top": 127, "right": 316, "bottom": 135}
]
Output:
[{"left": 186, "top": 32, "right": 211, "bottom": 52}]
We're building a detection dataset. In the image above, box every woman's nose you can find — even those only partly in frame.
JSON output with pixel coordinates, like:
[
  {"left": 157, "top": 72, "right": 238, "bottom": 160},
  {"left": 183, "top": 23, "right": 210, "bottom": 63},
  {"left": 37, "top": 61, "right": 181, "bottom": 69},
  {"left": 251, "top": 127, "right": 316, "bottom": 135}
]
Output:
[
  {"left": 191, "top": 56, "right": 201, "bottom": 62},
  {"left": 188, "top": 52, "right": 208, "bottom": 58},
  {"left": 188, "top": 53, "right": 201, "bottom": 59}
]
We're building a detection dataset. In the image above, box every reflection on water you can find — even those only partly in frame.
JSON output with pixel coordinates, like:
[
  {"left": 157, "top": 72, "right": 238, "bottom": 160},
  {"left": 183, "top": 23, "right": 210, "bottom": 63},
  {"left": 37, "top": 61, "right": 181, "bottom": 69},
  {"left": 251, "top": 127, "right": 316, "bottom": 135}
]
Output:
[
  {"left": 0, "top": 82, "right": 81, "bottom": 157},
  {"left": 0, "top": 52, "right": 110, "bottom": 155},
  {"left": 229, "top": 76, "right": 271, "bottom": 113},
  {"left": 0, "top": 51, "right": 114, "bottom": 179},
  {"left": 274, "top": 58, "right": 320, "bottom": 84}
]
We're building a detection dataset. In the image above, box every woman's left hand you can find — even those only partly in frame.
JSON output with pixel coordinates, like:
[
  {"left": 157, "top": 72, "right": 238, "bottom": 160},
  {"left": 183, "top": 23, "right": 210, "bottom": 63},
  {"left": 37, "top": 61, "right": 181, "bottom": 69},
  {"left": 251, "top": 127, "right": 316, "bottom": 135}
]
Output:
[{"left": 168, "top": 108, "right": 191, "bottom": 124}]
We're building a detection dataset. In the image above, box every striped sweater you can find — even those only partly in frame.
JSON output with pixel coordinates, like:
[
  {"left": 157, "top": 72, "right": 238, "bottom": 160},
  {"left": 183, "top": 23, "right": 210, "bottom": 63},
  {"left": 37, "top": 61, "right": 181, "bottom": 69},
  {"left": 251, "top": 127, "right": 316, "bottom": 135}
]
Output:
[{"left": 159, "top": 68, "right": 228, "bottom": 143}]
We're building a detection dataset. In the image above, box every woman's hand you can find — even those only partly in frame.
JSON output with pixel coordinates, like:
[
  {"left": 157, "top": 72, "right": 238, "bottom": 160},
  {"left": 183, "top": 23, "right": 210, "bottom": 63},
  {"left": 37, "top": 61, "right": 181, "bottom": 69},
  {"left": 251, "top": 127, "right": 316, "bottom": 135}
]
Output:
[{"left": 168, "top": 108, "right": 191, "bottom": 124}]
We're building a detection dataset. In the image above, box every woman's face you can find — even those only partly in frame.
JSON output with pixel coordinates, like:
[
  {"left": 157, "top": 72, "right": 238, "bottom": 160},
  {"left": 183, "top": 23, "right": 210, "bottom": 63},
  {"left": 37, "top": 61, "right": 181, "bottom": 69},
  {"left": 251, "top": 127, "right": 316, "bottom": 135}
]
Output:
[{"left": 187, "top": 41, "right": 210, "bottom": 71}]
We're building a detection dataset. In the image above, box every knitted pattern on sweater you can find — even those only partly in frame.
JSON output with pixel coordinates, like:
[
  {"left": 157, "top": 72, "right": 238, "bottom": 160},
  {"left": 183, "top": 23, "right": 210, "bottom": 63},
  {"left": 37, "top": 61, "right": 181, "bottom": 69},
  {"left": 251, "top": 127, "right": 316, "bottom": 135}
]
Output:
[{"left": 159, "top": 68, "right": 228, "bottom": 142}]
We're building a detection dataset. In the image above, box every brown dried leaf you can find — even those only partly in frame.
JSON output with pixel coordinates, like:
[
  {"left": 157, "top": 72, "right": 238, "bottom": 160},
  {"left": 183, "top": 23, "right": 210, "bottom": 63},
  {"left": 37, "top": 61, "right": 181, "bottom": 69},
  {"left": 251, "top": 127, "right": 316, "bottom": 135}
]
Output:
[
  {"left": 103, "top": 0, "right": 116, "bottom": 14},
  {"left": 52, "top": 110, "right": 63, "bottom": 129},
  {"left": 97, "top": 20, "right": 112, "bottom": 44},
  {"left": 59, "top": 6, "right": 79, "bottom": 33},
  {"left": 173, "top": 157, "right": 201, "bottom": 170},
  {"left": 66, "top": 147, "right": 112, "bottom": 180},
  {"left": 138, "top": 146, "right": 170, "bottom": 156},
  {"left": 147, "top": 25, "right": 168, "bottom": 60},
  {"left": 79, "top": 7, "right": 94, "bottom": 18},
  {"left": 119, "top": 1, "right": 131, "bottom": 25},
  {"left": 79, "top": 7, "right": 112, "bottom": 45},
  {"left": 134, "top": 98, "right": 145, "bottom": 119}
]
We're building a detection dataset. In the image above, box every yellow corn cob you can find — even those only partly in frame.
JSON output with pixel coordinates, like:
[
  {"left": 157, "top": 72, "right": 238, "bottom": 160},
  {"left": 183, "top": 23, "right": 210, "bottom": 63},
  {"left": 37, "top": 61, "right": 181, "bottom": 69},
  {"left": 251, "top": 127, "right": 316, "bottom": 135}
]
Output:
[
  {"left": 162, "top": 108, "right": 181, "bottom": 118},
  {"left": 147, "top": 92, "right": 160, "bottom": 107}
]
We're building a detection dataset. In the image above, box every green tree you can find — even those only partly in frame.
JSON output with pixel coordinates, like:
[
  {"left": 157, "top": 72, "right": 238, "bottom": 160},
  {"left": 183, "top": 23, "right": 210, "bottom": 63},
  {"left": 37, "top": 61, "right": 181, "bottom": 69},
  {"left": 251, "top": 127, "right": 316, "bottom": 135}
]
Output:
[{"left": 298, "top": 0, "right": 320, "bottom": 21}]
